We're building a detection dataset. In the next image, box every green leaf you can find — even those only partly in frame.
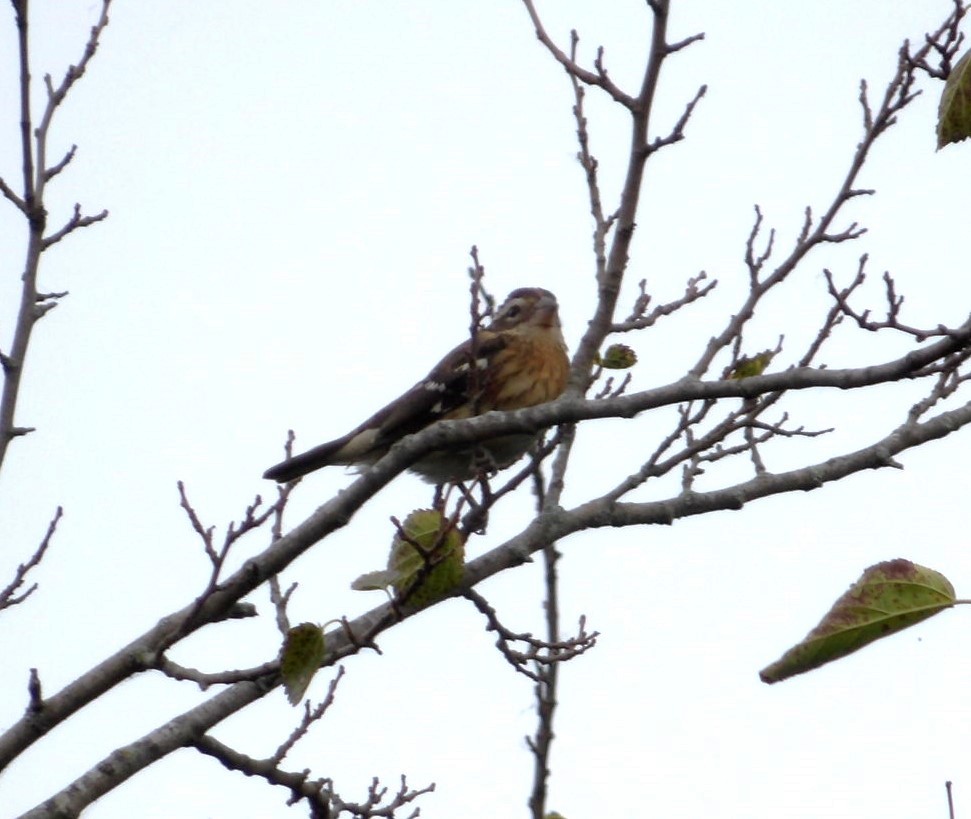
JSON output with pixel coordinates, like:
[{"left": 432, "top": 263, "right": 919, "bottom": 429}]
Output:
[
  {"left": 599, "top": 343, "right": 637, "bottom": 370},
  {"left": 350, "top": 569, "right": 396, "bottom": 592},
  {"left": 938, "top": 48, "right": 971, "bottom": 149},
  {"left": 280, "top": 622, "right": 326, "bottom": 705},
  {"left": 728, "top": 351, "right": 774, "bottom": 380},
  {"left": 350, "top": 509, "right": 466, "bottom": 608},
  {"left": 759, "top": 559, "right": 955, "bottom": 684},
  {"left": 390, "top": 509, "right": 465, "bottom": 607}
]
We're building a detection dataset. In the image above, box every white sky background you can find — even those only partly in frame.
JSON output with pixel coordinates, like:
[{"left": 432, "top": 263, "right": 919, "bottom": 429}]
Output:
[{"left": 1, "top": 1, "right": 969, "bottom": 817}]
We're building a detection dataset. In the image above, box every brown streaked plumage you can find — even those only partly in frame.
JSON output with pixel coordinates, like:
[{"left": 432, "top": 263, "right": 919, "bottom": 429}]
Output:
[{"left": 263, "top": 287, "right": 569, "bottom": 484}]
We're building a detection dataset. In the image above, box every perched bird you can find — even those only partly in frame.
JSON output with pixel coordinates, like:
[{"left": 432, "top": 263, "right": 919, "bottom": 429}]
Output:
[{"left": 263, "top": 287, "right": 570, "bottom": 484}]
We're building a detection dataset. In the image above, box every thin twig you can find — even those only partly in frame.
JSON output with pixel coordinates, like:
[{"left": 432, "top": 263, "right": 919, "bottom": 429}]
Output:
[{"left": 0, "top": 506, "right": 62, "bottom": 611}]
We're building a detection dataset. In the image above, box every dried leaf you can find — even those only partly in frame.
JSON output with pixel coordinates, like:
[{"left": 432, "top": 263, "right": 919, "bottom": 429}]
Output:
[{"left": 760, "top": 559, "right": 954, "bottom": 684}]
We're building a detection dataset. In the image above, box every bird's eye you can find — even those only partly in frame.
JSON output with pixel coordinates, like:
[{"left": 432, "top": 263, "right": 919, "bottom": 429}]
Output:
[{"left": 504, "top": 304, "right": 522, "bottom": 320}]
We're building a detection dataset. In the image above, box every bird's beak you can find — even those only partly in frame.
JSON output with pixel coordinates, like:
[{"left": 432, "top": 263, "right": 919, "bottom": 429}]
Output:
[{"left": 534, "top": 293, "right": 560, "bottom": 327}]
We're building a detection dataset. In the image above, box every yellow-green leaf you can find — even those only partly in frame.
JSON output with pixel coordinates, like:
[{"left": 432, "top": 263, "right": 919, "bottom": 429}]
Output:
[
  {"left": 728, "top": 351, "right": 774, "bottom": 380},
  {"left": 351, "top": 510, "right": 466, "bottom": 606},
  {"left": 390, "top": 509, "right": 465, "bottom": 608},
  {"left": 351, "top": 569, "right": 396, "bottom": 592},
  {"left": 599, "top": 343, "right": 637, "bottom": 370},
  {"left": 760, "top": 559, "right": 954, "bottom": 684},
  {"left": 280, "top": 622, "right": 326, "bottom": 705},
  {"left": 938, "top": 48, "right": 971, "bottom": 149}
]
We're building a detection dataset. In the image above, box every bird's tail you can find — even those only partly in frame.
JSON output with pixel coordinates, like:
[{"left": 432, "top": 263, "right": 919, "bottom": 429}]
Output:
[{"left": 262, "top": 438, "right": 349, "bottom": 482}]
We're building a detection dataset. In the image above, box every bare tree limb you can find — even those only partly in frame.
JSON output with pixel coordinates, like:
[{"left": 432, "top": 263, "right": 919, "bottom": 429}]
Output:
[
  {"left": 0, "top": 0, "right": 111, "bottom": 472},
  {"left": 17, "top": 388, "right": 971, "bottom": 817},
  {"left": 688, "top": 10, "right": 964, "bottom": 383},
  {"left": 42, "top": 204, "right": 109, "bottom": 249},
  {"left": 6, "top": 310, "right": 971, "bottom": 783},
  {"left": 464, "top": 589, "right": 596, "bottom": 684},
  {"left": 520, "top": 1, "right": 636, "bottom": 107},
  {"left": 0, "top": 506, "right": 62, "bottom": 612},
  {"left": 270, "top": 667, "right": 345, "bottom": 766},
  {"left": 5, "top": 4, "right": 971, "bottom": 817},
  {"left": 155, "top": 656, "right": 275, "bottom": 689}
]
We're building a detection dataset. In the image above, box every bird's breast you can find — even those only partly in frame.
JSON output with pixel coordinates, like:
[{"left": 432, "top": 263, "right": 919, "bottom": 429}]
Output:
[{"left": 487, "top": 333, "right": 569, "bottom": 410}]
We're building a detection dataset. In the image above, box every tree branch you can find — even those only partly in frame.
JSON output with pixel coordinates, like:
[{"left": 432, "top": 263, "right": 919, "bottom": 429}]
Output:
[
  {"left": 18, "top": 388, "right": 971, "bottom": 816},
  {"left": 0, "top": 0, "right": 112, "bottom": 473},
  {"left": 0, "top": 506, "right": 62, "bottom": 612}
]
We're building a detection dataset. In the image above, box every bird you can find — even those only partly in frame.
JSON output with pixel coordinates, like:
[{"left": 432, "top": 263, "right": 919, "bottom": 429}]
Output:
[{"left": 263, "top": 287, "right": 570, "bottom": 484}]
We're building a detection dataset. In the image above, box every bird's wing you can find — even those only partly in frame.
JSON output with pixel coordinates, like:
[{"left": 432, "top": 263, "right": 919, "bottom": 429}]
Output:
[
  {"left": 367, "top": 330, "right": 509, "bottom": 445},
  {"left": 262, "top": 330, "right": 508, "bottom": 482}
]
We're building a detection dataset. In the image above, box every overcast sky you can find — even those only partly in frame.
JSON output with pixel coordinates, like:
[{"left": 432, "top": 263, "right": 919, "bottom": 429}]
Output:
[{"left": 2, "top": 2, "right": 970, "bottom": 818}]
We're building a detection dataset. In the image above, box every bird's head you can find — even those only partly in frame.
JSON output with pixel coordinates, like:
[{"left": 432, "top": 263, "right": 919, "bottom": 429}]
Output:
[{"left": 487, "top": 287, "right": 562, "bottom": 333}]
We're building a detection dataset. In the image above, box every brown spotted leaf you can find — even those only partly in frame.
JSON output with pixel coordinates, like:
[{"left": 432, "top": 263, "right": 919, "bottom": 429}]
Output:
[
  {"left": 760, "top": 559, "right": 955, "bottom": 684},
  {"left": 599, "top": 343, "right": 638, "bottom": 370}
]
